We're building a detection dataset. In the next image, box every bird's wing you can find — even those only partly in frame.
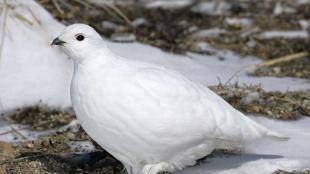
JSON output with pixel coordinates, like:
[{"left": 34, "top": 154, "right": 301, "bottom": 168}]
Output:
[{"left": 118, "top": 66, "right": 256, "bottom": 143}]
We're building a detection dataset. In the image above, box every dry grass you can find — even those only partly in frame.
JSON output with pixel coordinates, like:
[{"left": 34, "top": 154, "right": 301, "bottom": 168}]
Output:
[{"left": 210, "top": 84, "right": 310, "bottom": 120}]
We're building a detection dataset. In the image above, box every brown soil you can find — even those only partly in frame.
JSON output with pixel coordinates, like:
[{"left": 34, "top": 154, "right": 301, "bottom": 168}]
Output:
[{"left": 36, "top": 0, "right": 310, "bottom": 79}]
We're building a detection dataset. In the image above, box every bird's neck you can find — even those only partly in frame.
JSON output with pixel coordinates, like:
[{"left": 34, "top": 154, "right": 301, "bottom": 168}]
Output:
[
  {"left": 73, "top": 45, "right": 116, "bottom": 67},
  {"left": 73, "top": 51, "right": 118, "bottom": 81}
]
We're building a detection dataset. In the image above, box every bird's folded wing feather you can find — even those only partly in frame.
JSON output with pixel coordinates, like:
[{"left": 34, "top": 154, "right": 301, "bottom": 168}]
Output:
[{"left": 119, "top": 66, "right": 248, "bottom": 142}]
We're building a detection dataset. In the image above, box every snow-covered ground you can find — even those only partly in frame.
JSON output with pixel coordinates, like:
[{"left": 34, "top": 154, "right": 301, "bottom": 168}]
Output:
[
  {"left": 1, "top": 0, "right": 309, "bottom": 111},
  {"left": 178, "top": 117, "right": 310, "bottom": 174},
  {"left": 0, "top": 0, "right": 309, "bottom": 173},
  {"left": 258, "top": 30, "right": 309, "bottom": 39}
]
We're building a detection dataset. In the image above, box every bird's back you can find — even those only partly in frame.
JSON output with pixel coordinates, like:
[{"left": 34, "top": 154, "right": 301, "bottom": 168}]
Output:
[{"left": 71, "top": 55, "right": 287, "bottom": 171}]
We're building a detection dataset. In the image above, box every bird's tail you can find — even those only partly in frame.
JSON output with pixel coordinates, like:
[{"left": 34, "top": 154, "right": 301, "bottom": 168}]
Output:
[
  {"left": 265, "top": 130, "right": 289, "bottom": 141},
  {"left": 249, "top": 119, "right": 289, "bottom": 141}
]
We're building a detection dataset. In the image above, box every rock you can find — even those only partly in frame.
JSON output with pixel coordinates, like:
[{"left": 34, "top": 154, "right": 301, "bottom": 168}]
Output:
[
  {"left": 0, "top": 141, "right": 15, "bottom": 161},
  {"left": 0, "top": 165, "right": 6, "bottom": 173},
  {"left": 110, "top": 33, "right": 136, "bottom": 42},
  {"left": 132, "top": 17, "right": 147, "bottom": 27},
  {"left": 26, "top": 142, "right": 34, "bottom": 149},
  {"left": 272, "top": 67, "right": 281, "bottom": 74},
  {"left": 190, "top": 41, "right": 218, "bottom": 55},
  {"left": 246, "top": 40, "right": 256, "bottom": 48},
  {"left": 225, "top": 17, "right": 253, "bottom": 29},
  {"left": 240, "top": 91, "right": 260, "bottom": 105},
  {"left": 101, "top": 21, "right": 117, "bottom": 30}
]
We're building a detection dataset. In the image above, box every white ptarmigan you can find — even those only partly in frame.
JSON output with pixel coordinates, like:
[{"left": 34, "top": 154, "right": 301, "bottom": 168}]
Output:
[{"left": 52, "top": 24, "right": 287, "bottom": 174}]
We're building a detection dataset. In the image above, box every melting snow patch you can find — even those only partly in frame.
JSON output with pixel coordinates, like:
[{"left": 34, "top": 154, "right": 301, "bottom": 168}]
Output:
[
  {"left": 132, "top": 17, "right": 147, "bottom": 27},
  {"left": 191, "top": 28, "right": 226, "bottom": 38},
  {"left": 299, "top": 20, "right": 310, "bottom": 30},
  {"left": 274, "top": 2, "right": 296, "bottom": 15},
  {"left": 0, "top": 123, "right": 52, "bottom": 142},
  {"left": 192, "top": 1, "right": 231, "bottom": 15},
  {"left": 145, "top": 0, "right": 192, "bottom": 9},
  {"left": 67, "top": 141, "right": 96, "bottom": 152},
  {"left": 108, "top": 42, "right": 310, "bottom": 92},
  {"left": 101, "top": 21, "right": 117, "bottom": 30},
  {"left": 259, "top": 30, "right": 309, "bottom": 39},
  {"left": 110, "top": 33, "right": 136, "bottom": 42},
  {"left": 225, "top": 18, "right": 253, "bottom": 28},
  {"left": 297, "top": 0, "right": 310, "bottom": 5}
]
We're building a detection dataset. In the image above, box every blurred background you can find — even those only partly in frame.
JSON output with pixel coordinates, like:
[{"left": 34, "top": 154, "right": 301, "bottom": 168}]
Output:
[
  {"left": 39, "top": 0, "right": 310, "bottom": 78},
  {"left": 0, "top": 0, "right": 309, "bottom": 174}
]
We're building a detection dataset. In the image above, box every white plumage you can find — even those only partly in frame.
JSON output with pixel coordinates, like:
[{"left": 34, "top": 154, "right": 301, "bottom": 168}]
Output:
[{"left": 52, "top": 24, "right": 287, "bottom": 174}]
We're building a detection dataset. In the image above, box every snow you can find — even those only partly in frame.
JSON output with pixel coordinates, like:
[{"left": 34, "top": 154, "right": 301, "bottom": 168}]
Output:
[
  {"left": 297, "top": 0, "right": 310, "bottom": 5},
  {"left": 274, "top": 2, "right": 296, "bottom": 15},
  {"left": 108, "top": 42, "right": 310, "bottom": 92},
  {"left": 225, "top": 18, "right": 253, "bottom": 28},
  {"left": 145, "top": 0, "right": 192, "bottom": 9},
  {"left": 110, "top": 33, "right": 136, "bottom": 42},
  {"left": 132, "top": 17, "right": 147, "bottom": 27},
  {"left": 0, "top": 0, "right": 309, "bottom": 173},
  {"left": 191, "top": 28, "right": 226, "bottom": 38},
  {"left": 178, "top": 117, "right": 310, "bottom": 174},
  {"left": 101, "top": 21, "right": 117, "bottom": 29},
  {"left": 67, "top": 141, "right": 96, "bottom": 152},
  {"left": 0, "top": 122, "right": 52, "bottom": 142},
  {"left": 259, "top": 30, "right": 309, "bottom": 39},
  {"left": 191, "top": 1, "right": 231, "bottom": 15},
  {"left": 299, "top": 20, "right": 310, "bottom": 30},
  {"left": 89, "top": 0, "right": 135, "bottom": 6},
  {"left": 240, "top": 91, "right": 260, "bottom": 105},
  {"left": 0, "top": 0, "right": 71, "bottom": 111}
]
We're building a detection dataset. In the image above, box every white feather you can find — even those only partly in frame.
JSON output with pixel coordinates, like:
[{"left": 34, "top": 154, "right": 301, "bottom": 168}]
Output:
[{"left": 54, "top": 24, "right": 287, "bottom": 174}]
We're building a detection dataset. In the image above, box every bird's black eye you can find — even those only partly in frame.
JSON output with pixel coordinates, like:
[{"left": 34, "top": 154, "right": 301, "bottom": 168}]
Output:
[{"left": 76, "top": 34, "right": 85, "bottom": 41}]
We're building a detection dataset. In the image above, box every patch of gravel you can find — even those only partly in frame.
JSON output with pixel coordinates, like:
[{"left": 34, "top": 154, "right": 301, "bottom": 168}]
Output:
[
  {"left": 9, "top": 106, "right": 75, "bottom": 131},
  {"left": 274, "top": 169, "right": 310, "bottom": 174},
  {"left": 210, "top": 84, "right": 310, "bottom": 120},
  {"left": 250, "top": 58, "right": 310, "bottom": 79}
]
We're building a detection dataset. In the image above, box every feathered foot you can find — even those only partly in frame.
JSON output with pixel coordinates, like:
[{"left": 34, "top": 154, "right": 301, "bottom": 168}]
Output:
[{"left": 142, "top": 162, "right": 175, "bottom": 174}]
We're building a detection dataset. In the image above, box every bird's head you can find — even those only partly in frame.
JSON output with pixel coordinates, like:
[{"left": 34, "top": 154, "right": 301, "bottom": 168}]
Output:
[{"left": 52, "top": 24, "right": 103, "bottom": 62}]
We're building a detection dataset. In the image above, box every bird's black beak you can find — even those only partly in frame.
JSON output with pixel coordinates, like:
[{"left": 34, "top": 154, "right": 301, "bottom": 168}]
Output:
[{"left": 51, "top": 37, "right": 66, "bottom": 46}]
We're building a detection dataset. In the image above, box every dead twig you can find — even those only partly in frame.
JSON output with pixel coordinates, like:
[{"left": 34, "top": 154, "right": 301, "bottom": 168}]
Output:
[
  {"left": 37, "top": 0, "right": 49, "bottom": 4},
  {"left": 51, "top": 0, "right": 64, "bottom": 17},
  {"left": 213, "top": 0, "right": 221, "bottom": 12},
  {"left": 0, "top": 0, "right": 9, "bottom": 64},
  {"left": 224, "top": 70, "right": 242, "bottom": 86},
  {"left": 84, "top": 0, "right": 132, "bottom": 27},
  {"left": 57, "top": 0, "right": 71, "bottom": 9},
  {"left": 0, "top": 130, "right": 13, "bottom": 136},
  {"left": 25, "top": 6, "right": 42, "bottom": 25},
  {"left": 72, "top": 0, "right": 122, "bottom": 25},
  {"left": 0, "top": 154, "right": 46, "bottom": 165},
  {"left": 10, "top": 126, "right": 27, "bottom": 140},
  {"left": 72, "top": 0, "right": 92, "bottom": 8},
  {"left": 0, "top": 150, "right": 106, "bottom": 165},
  {"left": 14, "top": 12, "right": 33, "bottom": 25},
  {"left": 104, "top": 3, "right": 132, "bottom": 27},
  {"left": 246, "top": 51, "right": 308, "bottom": 70}
]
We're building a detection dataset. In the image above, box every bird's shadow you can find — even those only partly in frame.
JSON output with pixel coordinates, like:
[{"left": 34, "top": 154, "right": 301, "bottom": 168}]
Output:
[{"left": 177, "top": 151, "right": 284, "bottom": 173}]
